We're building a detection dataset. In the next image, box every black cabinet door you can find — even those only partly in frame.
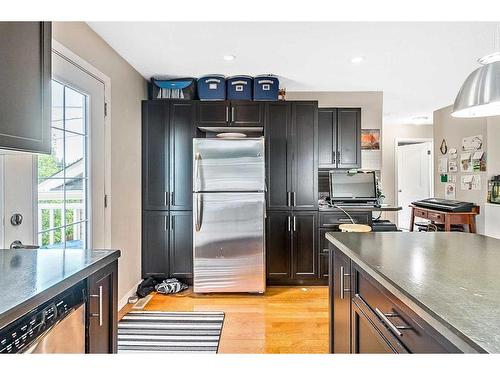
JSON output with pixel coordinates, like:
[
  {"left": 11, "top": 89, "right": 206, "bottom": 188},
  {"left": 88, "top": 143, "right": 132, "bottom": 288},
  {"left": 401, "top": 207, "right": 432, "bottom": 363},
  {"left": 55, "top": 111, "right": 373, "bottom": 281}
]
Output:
[
  {"left": 351, "top": 300, "right": 397, "bottom": 354},
  {"left": 266, "top": 211, "right": 292, "bottom": 280},
  {"left": 337, "top": 108, "right": 361, "bottom": 169},
  {"left": 169, "top": 101, "right": 195, "bottom": 211},
  {"left": 87, "top": 261, "right": 118, "bottom": 354},
  {"left": 142, "top": 211, "right": 169, "bottom": 278},
  {"left": 318, "top": 229, "right": 329, "bottom": 280},
  {"left": 230, "top": 101, "right": 264, "bottom": 127},
  {"left": 142, "top": 101, "right": 169, "bottom": 210},
  {"left": 0, "top": 22, "right": 51, "bottom": 154},
  {"left": 197, "top": 101, "right": 229, "bottom": 126},
  {"left": 291, "top": 212, "right": 317, "bottom": 279},
  {"left": 169, "top": 211, "right": 193, "bottom": 280},
  {"left": 331, "top": 247, "right": 351, "bottom": 353},
  {"left": 265, "top": 102, "right": 291, "bottom": 210},
  {"left": 318, "top": 109, "right": 337, "bottom": 167},
  {"left": 291, "top": 102, "right": 318, "bottom": 210}
]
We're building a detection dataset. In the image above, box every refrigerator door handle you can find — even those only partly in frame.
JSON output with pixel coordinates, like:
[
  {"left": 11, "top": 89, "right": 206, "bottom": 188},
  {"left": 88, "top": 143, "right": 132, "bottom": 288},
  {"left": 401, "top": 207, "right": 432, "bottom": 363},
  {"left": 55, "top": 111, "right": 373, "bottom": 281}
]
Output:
[
  {"left": 194, "top": 152, "right": 201, "bottom": 192},
  {"left": 195, "top": 194, "right": 202, "bottom": 231}
]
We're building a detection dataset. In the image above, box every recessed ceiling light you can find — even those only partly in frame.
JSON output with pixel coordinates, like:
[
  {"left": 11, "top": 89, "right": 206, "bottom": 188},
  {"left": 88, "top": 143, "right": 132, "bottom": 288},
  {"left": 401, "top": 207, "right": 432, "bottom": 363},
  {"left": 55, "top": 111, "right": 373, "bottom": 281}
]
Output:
[
  {"left": 223, "top": 54, "right": 236, "bottom": 61},
  {"left": 351, "top": 56, "right": 364, "bottom": 64}
]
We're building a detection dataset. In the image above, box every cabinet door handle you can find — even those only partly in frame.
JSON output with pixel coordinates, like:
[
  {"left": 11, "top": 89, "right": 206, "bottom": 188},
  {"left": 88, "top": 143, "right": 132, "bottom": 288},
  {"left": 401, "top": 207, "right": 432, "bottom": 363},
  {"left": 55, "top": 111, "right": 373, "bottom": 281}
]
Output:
[
  {"left": 231, "top": 107, "right": 235, "bottom": 123},
  {"left": 170, "top": 192, "right": 174, "bottom": 206},
  {"left": 287, "top": 216, "right": 292, "bottom": 232},
  {"left": 226, "top": 106, "right": 229, "bottom": 123},
  {"left": 293, "top": 191, "right": 296, "bottom": 206},
  {"left": 164, "top": 191, "right": 168, "bottom": 206},
  {"left": 164, "top": 216, "right": 168, "bottom": 232},
  {"left": 90, "top": 285, "right": 103, "bottom": 327},
  {"left": 374, "top": 308, "right": 412, "bottom": 337},
  {"left": 339, "top": 265, "right": 350, "bottom": 299},
  {"left": 293, "top": 216, "right": 296, "bottom": 232},
  {"left": 287, "top": 192, "right": 291, "bottom": 207},
  {"left": 170, "top": 215, "right": 174, "bottom": 231},
  {"left": 194, "top": 152, "right": 201, "bottom": 192}
]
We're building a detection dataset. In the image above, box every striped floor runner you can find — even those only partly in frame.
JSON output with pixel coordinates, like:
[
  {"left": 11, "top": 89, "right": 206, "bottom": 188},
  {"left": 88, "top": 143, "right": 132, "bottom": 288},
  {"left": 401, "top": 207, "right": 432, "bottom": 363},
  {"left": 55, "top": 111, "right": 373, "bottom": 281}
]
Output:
[{"left": 118, "top": 311, "right": 224, "bottom": 353}]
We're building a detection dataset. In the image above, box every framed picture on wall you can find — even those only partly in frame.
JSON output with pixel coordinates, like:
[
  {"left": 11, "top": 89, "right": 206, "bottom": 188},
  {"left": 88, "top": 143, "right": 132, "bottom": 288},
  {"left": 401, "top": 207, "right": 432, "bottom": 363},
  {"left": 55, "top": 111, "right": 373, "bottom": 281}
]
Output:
[{"left": 361, "top": 129, "right": 381, "bottom": 150}]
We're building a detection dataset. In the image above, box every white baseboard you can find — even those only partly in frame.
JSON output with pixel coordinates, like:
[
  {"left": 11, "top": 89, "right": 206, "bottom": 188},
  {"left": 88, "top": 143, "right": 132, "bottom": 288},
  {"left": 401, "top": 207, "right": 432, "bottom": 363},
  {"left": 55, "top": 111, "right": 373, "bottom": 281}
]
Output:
[{"left": 118, "top": 279, "right": 142, "bottom": 310}]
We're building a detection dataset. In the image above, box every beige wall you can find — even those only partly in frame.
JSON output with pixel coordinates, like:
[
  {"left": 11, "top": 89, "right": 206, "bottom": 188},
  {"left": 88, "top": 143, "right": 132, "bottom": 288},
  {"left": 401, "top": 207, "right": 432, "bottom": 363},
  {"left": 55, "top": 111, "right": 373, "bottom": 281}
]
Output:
[
  {"left": 53, "top": 22, "right": 147, "bottom": 303},
  {"left": 381, "top": 124, "right": 433, "bottom": 223},
  {"left": 286, "top": 91, "right": 383, "bottom": 130},
  {"left": 433, "top": 105, "right": 488, "bottom": 234}
]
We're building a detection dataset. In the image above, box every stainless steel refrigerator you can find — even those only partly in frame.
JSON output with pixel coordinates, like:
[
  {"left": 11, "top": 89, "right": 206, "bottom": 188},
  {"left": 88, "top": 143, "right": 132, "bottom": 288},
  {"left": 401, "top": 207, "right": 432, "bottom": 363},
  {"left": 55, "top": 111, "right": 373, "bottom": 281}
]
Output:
[{"left": 193, "top": 137, "right": 266, "bottom": 293}]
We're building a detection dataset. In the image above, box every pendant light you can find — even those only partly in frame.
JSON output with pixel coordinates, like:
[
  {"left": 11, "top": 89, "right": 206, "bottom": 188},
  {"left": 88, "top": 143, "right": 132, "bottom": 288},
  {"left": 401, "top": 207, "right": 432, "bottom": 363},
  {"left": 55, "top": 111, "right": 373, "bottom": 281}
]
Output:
[{"left": 452, "top": 25, "right": 500, "bottom": 118}]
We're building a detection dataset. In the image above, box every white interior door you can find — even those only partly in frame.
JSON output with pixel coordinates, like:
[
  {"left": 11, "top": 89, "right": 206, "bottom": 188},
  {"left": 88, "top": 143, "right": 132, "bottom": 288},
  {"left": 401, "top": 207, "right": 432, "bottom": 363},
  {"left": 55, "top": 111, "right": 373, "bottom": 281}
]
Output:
[
  {"left": 397, "top": 142, "right": 432, "bottom": 230},
  {"left": 37, "top": 51, "right": 106, "bottom": 248}
]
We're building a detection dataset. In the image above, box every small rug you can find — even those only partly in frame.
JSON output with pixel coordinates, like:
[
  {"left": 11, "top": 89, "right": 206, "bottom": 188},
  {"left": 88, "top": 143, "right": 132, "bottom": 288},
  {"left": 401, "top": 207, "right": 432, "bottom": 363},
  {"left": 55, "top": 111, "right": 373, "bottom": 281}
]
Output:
[{"left": 117, "top": 311, "right": 224, "bottom": 353}]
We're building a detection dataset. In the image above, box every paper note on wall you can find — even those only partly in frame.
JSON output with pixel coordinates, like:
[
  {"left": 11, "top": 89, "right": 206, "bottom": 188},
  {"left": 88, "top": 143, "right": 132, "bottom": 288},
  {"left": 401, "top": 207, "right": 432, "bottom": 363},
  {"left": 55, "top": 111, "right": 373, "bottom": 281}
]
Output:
[
  {"left": 461, "top": 174, "right": 481, "bottom": 191},
  {"left": 445, "top": 183, "right": 456, "bottom": 199}
]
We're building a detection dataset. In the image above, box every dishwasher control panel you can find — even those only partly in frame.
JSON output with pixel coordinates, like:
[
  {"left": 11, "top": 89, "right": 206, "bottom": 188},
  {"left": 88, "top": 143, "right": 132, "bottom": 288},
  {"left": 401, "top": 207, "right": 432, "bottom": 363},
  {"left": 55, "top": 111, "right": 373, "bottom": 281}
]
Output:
[{"left": 0, "top": 281, "right": 85, "bottom": 354}]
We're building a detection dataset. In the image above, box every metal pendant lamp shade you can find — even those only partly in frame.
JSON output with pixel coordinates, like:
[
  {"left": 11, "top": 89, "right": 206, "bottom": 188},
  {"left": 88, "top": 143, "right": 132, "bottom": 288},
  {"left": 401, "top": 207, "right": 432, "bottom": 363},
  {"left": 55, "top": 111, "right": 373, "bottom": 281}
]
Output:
[{"left": 452, "top": 60, "right": 500, "bottom": 118}]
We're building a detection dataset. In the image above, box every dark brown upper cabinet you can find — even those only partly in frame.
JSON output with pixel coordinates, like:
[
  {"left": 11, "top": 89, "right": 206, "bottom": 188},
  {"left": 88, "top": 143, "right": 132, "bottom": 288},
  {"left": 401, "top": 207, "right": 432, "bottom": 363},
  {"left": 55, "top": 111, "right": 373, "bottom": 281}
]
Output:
[
  {"left": 318, "top": 107, "right": 361, "bottom": 169},
  {"left": 265, "top": 101, "right": 318, "bottom": 211},
  {"left": 142, "top": 100, "right": 195, "bottom": 211},
  {"left": 197, "top": 101, "right": 264, "bottom": 127},
  {"left": 0, "top": 22, "right": 51, "bottom": 154}
]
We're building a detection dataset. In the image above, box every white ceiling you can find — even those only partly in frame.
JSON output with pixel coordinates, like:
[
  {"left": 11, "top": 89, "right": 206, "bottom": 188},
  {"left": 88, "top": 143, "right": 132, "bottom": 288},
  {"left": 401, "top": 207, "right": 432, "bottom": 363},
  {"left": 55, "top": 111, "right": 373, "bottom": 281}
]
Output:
[{"left": 88, "top": 22, "right": 498, "bottom": 125}]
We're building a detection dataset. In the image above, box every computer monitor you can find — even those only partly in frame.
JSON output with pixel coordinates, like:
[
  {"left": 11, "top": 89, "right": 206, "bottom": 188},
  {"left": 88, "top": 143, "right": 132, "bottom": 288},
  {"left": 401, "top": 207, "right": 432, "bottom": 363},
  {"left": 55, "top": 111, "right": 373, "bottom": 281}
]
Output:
[{"left": 329, "top": 170, "right": 377, "bottom": 202}]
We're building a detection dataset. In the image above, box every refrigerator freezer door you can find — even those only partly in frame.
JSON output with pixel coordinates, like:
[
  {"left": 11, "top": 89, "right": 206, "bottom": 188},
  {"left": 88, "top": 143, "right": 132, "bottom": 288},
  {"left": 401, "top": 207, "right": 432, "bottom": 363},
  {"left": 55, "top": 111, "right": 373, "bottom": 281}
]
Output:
[
  {"left": 193, "top": 138, "right": 265, "bottom": 192},
  {"left": 193, "top": 192, "right": 266, "bottom": 293}
]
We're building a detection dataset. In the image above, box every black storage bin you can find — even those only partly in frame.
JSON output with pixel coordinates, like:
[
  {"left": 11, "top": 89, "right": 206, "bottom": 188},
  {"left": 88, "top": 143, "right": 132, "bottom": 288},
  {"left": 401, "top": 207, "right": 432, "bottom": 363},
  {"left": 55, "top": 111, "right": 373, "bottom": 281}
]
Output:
[
  {"left": 197, "top": 75, "right": 226, "bottom": 100},
  {"left": 226, "top": 75, "right": 253, "bottom": 100},
  {"left": 150, "top": 77, "right": 197, "bottom": 100},
  {"left": 253, "top": 75, "right": 279, "bottom": 101}
]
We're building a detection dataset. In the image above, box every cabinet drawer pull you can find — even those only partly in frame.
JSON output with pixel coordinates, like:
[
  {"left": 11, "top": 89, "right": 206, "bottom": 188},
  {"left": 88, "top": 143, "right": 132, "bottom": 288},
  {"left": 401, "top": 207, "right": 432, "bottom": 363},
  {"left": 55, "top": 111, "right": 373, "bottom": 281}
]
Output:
[
  {"left": 90, "top": 285, "right": 103, "bottom": 327},
  {"left": 339, "top": 265, "right": 350, "bottom": 299},
  {"left": 375, "top": 308, "right": 412, "bottom": 337}
]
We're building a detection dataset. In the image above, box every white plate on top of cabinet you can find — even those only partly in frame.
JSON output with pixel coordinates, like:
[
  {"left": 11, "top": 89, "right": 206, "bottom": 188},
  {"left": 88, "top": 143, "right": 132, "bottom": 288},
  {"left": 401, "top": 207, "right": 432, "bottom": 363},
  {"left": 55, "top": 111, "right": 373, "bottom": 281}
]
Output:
[{"left": 216, "top": 132, "right": 247, "bottom": 138}]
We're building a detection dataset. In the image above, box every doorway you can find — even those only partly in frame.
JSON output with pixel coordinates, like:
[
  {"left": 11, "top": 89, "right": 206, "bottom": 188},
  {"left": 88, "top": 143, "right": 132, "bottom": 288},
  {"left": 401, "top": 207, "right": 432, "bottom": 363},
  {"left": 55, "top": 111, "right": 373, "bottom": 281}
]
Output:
[{"left": 396, "top": 139, "right": 433, "bottom": 230}]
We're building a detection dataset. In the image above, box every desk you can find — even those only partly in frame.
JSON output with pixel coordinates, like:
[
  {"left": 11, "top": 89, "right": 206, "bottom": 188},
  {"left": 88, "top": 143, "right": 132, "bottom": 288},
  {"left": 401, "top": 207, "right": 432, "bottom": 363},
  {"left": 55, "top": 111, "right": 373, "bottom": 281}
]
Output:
[{"left": 409, "top": 204, "right": 480, "bottom": 233}]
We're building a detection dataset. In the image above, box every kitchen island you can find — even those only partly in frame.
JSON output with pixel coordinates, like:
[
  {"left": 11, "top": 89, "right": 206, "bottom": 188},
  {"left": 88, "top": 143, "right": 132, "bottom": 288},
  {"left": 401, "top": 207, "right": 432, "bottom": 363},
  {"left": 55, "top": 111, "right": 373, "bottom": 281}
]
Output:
[
  {"left": 326, "top": 232, "right": 500, "bottom": 353},
  {"left": 0, "top": 248, "right": 120, "bottom": 353}
]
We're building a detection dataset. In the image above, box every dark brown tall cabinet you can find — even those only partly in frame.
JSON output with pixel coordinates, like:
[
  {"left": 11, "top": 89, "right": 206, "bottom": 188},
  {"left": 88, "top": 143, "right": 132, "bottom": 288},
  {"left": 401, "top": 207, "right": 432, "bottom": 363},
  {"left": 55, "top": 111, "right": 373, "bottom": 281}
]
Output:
[
  {"left": 0, "top": 22, "right": 51, "bottom": 154},
  {"left": 142, "top": 100, "right": 194, "bottom": 282},
  {"left": 318, "top": 108, "right": 361, "bottom": 169},
  {"left": 265, "top": 101, "right": 320, "bottom": 285}
]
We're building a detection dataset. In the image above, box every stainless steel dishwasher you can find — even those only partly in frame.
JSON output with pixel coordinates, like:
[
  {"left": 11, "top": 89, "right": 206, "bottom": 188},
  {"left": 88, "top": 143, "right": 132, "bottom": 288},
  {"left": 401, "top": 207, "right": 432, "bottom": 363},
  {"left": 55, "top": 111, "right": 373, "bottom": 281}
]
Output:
[{"left": 0, "top": 282, "right": 86, "bottom": 354}]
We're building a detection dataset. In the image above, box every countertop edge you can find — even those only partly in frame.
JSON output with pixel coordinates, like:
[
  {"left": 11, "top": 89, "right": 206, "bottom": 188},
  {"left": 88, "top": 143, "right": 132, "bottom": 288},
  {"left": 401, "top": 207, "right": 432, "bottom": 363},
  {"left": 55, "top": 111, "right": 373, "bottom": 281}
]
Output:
[
  {"left": 325, "top": 233, "right": 484, "bottom": 353},
  {"left": 0, "top": 250, "right": 120, "bottom": 330}
]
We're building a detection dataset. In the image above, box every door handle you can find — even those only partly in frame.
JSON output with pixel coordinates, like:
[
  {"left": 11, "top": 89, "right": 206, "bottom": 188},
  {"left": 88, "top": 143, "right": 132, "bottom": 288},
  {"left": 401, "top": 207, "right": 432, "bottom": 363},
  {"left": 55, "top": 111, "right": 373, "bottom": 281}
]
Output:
[
  {"left": 375, "top": 308, "right": 412, "bottom": 337},
  {"left": 287, "top": 216, "right": 292, "bottom": 232},
  {"left": 90, "top": 285, "right": 103, "bottom": 327},
  {"left": 339, "top": 265, "right": 350, "bottom": 299},
  {"left": 231, "top": 107, "right": 235, "bottom": 123},
  {"left": 226, "top": 106, "right": 230, "bottom": 123},
  {"left": 293, "top": 216, "right": 296, "bottom": 232},
  {"left": 164, "top": 216, "right": 168, "bottom": 232},
  {"left": 293, "top": 191, "right": 296, "bottom": 207},
  {"left": 194, "top": 152, "right": 201, "bottom": 192},
  {"left": 170, "top": 215, "right": 174, "bottom": 231},
  {"left": 170, "top": 192, "right": 174, "bottom": 206},
  {"left": 164, "top": 191, "right": 168, "bottom": 206},
  {"left": 195, "top": 194, "right": 202, "bottom": 231},
  {"left": 287, "top": 192, "right": 291, "bottom": 207}
]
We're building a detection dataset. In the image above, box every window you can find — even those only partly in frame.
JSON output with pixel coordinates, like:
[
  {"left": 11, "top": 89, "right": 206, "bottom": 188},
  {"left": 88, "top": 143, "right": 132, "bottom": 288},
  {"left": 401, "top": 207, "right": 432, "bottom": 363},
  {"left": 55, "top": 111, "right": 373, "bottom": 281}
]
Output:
[{"left": 37, "top": 80, "right": 88, "bottom": 249}]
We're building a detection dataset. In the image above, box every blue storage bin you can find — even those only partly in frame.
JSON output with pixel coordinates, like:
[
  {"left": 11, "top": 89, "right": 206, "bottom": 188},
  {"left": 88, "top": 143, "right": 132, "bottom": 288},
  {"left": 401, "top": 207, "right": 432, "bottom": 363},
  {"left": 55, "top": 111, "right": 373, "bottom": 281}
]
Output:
[
  {"left": 150, "top": 77, "right": 197, "bottom": 99},
  {"left": 253, "top": 75, "right": 279, "bottom": 101},
  {"left": 226, "top": 75, "right": 253, "bottom": 100},
  {"left": 197, "top": 75, "right": 226, "bottom": 100}
]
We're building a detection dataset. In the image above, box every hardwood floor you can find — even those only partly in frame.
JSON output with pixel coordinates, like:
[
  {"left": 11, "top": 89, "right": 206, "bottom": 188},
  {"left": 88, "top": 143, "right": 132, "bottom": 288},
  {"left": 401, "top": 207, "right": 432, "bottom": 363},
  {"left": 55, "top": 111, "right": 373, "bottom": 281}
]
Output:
[{"left": 119, "top": 286, "right": 329, "bottom": 354}]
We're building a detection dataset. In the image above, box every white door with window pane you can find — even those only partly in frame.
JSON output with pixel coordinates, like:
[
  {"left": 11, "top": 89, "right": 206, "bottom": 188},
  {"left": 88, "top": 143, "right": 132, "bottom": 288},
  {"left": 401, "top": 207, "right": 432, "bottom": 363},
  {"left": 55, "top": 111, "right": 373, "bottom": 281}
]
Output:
[{"left": 37, "top": 52, "right": 106, "bottom": 249}]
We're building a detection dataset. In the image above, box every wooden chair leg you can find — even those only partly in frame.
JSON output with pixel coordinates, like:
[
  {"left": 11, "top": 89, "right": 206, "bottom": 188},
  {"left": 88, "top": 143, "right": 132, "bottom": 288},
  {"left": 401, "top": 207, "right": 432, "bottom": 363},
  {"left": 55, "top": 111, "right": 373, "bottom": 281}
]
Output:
[{"left": 409, "top": 208, "right": 415, "bottom": 232}]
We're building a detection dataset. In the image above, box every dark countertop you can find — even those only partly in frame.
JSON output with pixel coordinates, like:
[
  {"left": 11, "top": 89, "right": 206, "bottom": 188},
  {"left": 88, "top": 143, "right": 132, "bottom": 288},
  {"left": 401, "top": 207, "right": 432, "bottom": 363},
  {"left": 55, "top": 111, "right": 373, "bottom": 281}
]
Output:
[
  {"left": 326, "top": 232, "right": 500, "bottom": 353},
  {"left": 319, "top": 205, "right": 402, "bottom": 212},
  {"left": 0, "top": 248, "right": 120, "bottom": 329}
]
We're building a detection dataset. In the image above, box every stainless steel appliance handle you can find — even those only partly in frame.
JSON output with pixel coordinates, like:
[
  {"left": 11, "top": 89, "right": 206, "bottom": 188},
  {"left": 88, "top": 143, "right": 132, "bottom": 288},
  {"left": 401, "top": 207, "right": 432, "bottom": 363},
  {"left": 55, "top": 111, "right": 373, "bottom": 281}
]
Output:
[
  {"left": 195, "top": 194, "right": 202, "bottom": 231},
  {"left": 90, "top": 286, "right": 103, "bottom": 326},
  {"left": 339, "top": 266, "right": 350, "bottom": 299},
  {"left": 194, "top": 152, "right": 201, "bottom": 192}
]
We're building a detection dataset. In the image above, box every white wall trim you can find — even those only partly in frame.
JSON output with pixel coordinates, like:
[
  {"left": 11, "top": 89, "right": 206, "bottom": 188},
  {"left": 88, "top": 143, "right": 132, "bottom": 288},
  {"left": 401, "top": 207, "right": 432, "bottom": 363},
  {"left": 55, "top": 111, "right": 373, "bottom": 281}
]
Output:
[
  {"left": 51, "top": 39, "right": 112, "bottom": 249},
  {"left": 394, "top": 137, "right": 434, "bottom": 227},
  {"left": 118, "top": 278, "right": 142, "bottom": 310}
]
